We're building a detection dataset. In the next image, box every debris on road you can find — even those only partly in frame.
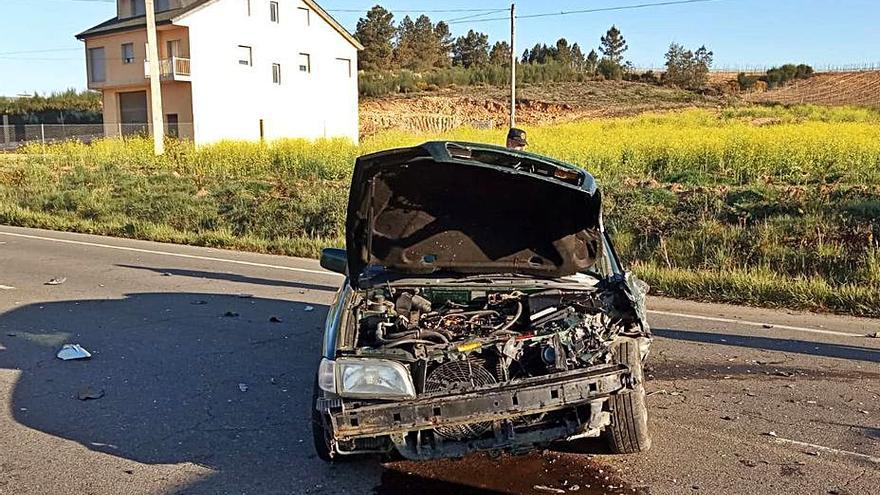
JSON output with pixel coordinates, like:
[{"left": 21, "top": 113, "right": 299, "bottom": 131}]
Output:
[
  {"left": 740, "top": 459, "right": 758, "bottom": 467},
  {"left": 45, "top": 277, "right": 67, "bottom": 286},
  {"left": 762, "top": 324, "right": 774, "bottom": 329},
  {"left": 77, "top": 386, "right": 105, "bottom": 400},
  {"left": 161, "top": 272, "right": 172, "bottom": 276},
  {"left": 269, "top": 316, "right": 283, "bottom": 323},
  {"left": 57, "top": 344, "right": 92, "bottom": 360},
  {"left": 867, "top": 331, "right": 880, "bottom": 338},
  {"left": 304, "top": 305, "right": 315, "bottom": 312},
  {"left": 238, "top": 383, "right": 248, "bottom": 392},
  {"left": 223, "top": 311, "right": 240, "bottom": 318},
  {"left": 765, "top": 431, "right": 778, "bottom": 437},
  {"left": 534, "top": 485, "right": 566, "bottom": 494},
  {"left": 191, "top": 300, "right": 208, "bottom": 305}
]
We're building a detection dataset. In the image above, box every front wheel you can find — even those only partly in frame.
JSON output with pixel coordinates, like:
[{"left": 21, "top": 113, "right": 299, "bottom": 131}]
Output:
[
  {"left": 311, "top": 380, "right": 336, "bottom": 462},
  {"left": 605, "top": 338, "right": 652, "bottom": 454}
]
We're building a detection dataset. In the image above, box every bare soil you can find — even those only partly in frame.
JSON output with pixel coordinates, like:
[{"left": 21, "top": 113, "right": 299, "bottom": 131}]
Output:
[{"left": 359, "top": 81, "right": 723, "bottom": 135}]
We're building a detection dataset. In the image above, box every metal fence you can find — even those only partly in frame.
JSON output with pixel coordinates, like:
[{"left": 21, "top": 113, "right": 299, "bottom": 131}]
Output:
[{"left": 0, "top": 123, "right": 194, "bottom": 150}]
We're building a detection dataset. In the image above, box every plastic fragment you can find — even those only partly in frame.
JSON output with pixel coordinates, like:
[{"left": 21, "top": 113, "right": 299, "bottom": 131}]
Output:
[
  {"left": 57, "top": 344, "right": 92, "bottom": 360},
  {"left": 45, "top": 277, "right": 67, "bottom": 286}
]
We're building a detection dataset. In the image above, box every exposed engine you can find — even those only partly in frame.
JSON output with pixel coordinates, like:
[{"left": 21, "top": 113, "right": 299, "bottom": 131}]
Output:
[{"left": 351, "top": 278, "right": 647, "bottom": 425}]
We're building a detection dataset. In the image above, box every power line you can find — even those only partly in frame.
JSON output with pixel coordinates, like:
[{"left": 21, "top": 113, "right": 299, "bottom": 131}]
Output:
[
  {"left": 445, "top": 8, "right": 509, "bottom": 23},
  {"left": 449, "top": 0, "right": 726, "bottom": 24}
]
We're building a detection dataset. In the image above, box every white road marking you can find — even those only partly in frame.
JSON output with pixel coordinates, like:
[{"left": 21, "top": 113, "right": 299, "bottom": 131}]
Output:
[
  {"left": 647, "top": 309, "right": 860, "bottom": 338},
  {"left": 773, "top": 436, "right": 880, "bottom": 464},
  {"left": 0, "top": 231, "right": 343, "bottom": 278},
  {"left": 0, "top": 285, "right": 14, "bottom": 290}
]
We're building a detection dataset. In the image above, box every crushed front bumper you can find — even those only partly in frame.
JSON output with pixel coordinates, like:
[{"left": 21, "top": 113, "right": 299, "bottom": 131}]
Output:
[{"left": 326, "top": 364, "right": 632, "bottom": 459}]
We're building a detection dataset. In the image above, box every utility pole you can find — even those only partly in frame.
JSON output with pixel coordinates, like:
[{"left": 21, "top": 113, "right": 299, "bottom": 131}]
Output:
[
  {"left": 509, "top": 3, "right": 516, "bottom": 129},
  {"left": 145, "top": 0, "right": 164, "bottom": 155}
]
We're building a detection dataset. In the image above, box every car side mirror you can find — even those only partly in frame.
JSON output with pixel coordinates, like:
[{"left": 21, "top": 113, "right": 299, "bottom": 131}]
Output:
[{"left": 320, "top": 248, "right": 347, "bottom": 275}]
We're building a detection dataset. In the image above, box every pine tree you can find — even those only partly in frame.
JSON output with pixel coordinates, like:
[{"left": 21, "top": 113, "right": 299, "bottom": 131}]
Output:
[
  {"left": 489, "top": 41, "right": 511, "bottom": 66},
  {"left": 585, "top": 49, "right": 599, "bottom": 74},
  {"left": 452, "top": 30, "right": 490, "bottom": 68},
  {"left": 433, "top": 21, "right": 454, "bottom": 68},
  {"left": 555, "top": 38, "right": 572, "bottom": 67},
  {"left": 571, "top": 43, "right": 585, "bottom": 70},
  {"left": 599, "top": 25, "right": 628, "bottom": 64},
  {"left": 354, "top": 6, "right": 396, "bottom": 71}
]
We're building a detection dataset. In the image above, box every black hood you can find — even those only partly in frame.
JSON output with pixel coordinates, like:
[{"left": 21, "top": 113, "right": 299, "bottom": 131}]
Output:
[{"left": 346, "top": 142, "right": 604, "bottom": 288}]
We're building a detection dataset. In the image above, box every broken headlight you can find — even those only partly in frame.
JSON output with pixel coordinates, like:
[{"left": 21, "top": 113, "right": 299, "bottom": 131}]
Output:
[{"left": 319, "top": 357, "right": 416, "bottom": 399}]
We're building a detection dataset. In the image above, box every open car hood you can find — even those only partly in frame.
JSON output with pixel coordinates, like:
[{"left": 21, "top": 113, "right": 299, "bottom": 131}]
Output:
[{"left": 346, "top": 142, "right": 604, "bottom": 288}]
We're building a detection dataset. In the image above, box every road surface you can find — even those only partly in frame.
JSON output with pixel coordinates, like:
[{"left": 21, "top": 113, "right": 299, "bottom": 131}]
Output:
[{"left": 0, "top": 225, "right": 877, "bottom": 495}]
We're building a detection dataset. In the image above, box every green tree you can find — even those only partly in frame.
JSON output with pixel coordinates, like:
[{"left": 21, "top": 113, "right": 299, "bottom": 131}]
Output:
[
  {"left": 555, "top": 38, "right": 572, "bottom": 67},
  {"left": 570, "top": 43, "right": 585, "bottom": 70},
  {"left": 433, "top": 21, "right": 454, "bottom": 68},
  {"left": 585, "top": 49, "right": 599, "bottom": 75},
  {"left": 599, "top": 25, "right": 628, "bottom": 65},
  {"left": 489, "top": 41, "right": 511, "bottom": 66},
  {"left": 452, "top": 30, "right": 490, "bottom": 68},
  {"left": 395, "top": 15, "right": 441, "bottom": 71},
  {"left": 664, "top": 43, "right": 713, "bottom": 88},
  {"left": 354, "top": 5, "right": 395, "bottom": 71}
]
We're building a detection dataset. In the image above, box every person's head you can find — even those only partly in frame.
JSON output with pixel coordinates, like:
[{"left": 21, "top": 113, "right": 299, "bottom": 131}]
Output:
[{"left": 506, "top": 128, "right": 528, "bottom": 150}]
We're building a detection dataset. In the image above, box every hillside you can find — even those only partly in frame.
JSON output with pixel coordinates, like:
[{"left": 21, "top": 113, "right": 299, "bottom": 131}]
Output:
[
  {"left": 744, "top": 70, "right": 880, "bottom": 108},
  {"left": 360, "top": 80, "right": 723, "bottom": 135}
]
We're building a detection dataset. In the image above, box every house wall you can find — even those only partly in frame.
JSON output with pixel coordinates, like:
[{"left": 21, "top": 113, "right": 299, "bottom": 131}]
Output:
[
  {"left": 84, "top": 26, "right": 191, "bottom": 90},
  {"left": 177, "top": 0, "right": 359, "bottom": 144},
  {"left": 101, "top": 83, "right": 194, "bottom": 139},
  {"left": 85, "top": 26, "right": 192, "bottom": 138}
]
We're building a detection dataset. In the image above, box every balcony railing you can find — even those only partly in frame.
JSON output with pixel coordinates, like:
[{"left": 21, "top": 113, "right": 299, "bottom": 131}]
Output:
[{"left": 145, "top": 56, "right": 191, "bottom": 81}]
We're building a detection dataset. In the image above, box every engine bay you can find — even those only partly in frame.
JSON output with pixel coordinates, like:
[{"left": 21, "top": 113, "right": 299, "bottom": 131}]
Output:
[{"left": 346, "top": 277, "right": 648, "bottom": 405}]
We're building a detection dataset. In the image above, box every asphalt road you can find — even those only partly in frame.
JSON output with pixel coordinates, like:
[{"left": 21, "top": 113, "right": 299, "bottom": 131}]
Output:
[{"left": 0, "top": 225, "right": 877, "bottom": 495}]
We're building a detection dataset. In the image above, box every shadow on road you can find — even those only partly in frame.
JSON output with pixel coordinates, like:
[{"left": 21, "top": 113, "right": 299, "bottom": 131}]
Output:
[
  {"left": 654, "top": 328, "right": 880, "bottom": 363},
  {"left": 0, "top": 293, "right": 618, "bottom": 494},
  {"left": 116, "top": 264, "right": 339, "bottom": 292}
]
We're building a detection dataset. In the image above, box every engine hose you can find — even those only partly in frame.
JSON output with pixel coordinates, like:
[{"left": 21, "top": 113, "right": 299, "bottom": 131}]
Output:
[
  {"left": 383, "top": 338, "right": 438, "bottom": 348},
  {"left": 494, "top": 301, "right": 523, "bottom": 332},
  {"left": 416, "top": 330, "right": 450, "bottom": 344}
]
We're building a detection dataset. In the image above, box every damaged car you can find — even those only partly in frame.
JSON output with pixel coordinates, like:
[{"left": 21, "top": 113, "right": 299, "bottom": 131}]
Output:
[{"left": 312, "top": 141, "right": 652, "bottom": 461}]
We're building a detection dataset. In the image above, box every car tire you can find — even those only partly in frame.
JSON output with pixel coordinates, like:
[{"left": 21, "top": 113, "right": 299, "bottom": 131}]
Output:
[
  {"left": 311, "top": 379, "right": 337, "bottom": 463},
  {"left": 605, "top": 338, "right": 652, "bottom": 454}
]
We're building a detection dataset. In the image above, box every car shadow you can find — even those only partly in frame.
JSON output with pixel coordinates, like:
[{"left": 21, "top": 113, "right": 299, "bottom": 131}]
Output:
[
  {"left": 116, "top": 264, "right": 339, "bottom": 292},
  {"left": 1, "top": 292, "right": 614, "bottom": 494},
  {"left": 653, "top": 328, "right": 880, "bottom": 363}
]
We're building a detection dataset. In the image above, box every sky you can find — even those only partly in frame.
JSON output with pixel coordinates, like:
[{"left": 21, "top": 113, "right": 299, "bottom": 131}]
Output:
[{"left": 1, "top": 0, "right": 879, "bottom": 96}]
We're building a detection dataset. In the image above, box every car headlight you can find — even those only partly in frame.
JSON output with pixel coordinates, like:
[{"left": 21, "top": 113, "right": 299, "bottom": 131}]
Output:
[{"left": 318, "top": 357, "right": 416, "bottom": 399}]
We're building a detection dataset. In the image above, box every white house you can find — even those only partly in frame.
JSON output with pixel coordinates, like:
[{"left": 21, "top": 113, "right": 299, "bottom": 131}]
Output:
[{"left": 77, "top": 0, "right": 362, "bottom": 144}]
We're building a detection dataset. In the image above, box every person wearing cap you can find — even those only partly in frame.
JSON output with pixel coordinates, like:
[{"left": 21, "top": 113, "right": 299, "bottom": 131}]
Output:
[{"left": 506, "top": 128, "right": 528, "bottom": 150}]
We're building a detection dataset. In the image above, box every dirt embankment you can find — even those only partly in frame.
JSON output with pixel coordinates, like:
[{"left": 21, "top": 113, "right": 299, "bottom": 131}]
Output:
[
  {"left": 359, "top": 81, "right": 721, "bottom": 135},
  {"left": 743, "top": 70, "right": 880, "bottom": 108}
]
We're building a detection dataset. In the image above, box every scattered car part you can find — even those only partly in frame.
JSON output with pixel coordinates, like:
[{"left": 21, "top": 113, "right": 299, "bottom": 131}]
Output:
[{"left": 57, "top": 344, "right": 92, "bottom": 360}]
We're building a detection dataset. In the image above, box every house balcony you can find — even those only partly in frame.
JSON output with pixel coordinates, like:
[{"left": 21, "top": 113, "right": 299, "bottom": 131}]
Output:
[{"left": 145, "top": 56, "right": 191, "bottom": 82}]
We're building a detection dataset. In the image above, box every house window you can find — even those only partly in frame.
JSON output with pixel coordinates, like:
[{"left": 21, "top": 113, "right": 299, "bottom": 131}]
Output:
[
  {"left": 337, "top": 58, "right": 352, "bottom": 77},
  {"left": 237, "top": 45, "right": 252, "bottom": 66},
  {"left": 270, "top": 1, "right": 279, "bottom": 23},
  {"left": 298, "top": 53, "right": 310, "bottom": 73},
  {"left": 88, "top": 47, "right": 106, "bottom": 82},
  {"left": 132, "top": 0, "right": 145, "bottom": 16},
  {"left": 272, "top": 63, "right": 281, "bottom": 84},
  {"left": 298, "top": 7, "right": 310, "bottom": 26},
  {"left": 121, "top": 43, "right": 135, "bottom": 64}
]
